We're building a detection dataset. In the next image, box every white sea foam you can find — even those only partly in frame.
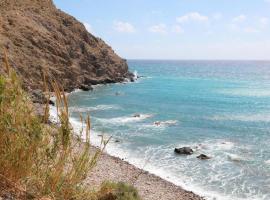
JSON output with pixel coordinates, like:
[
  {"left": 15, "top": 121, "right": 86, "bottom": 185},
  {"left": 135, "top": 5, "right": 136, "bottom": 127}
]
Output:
[
  {"left": 160, "top": 120, "right": 178, "bottom": 125},
  {"left": 213, "top": 141, "right": 235, "bottom": 151},
  {"left": 69, "top": 104, "right": 121, "bottom": 113},
  {"left": 194, "top": 140, "right": 234, "bottom": 151},
  {"left": 143, "top": 120, "right": 178, "bottom": 129},
  {"left": 265, "top": 160, "right": 270, "bottom": 165},
  {"left": 96, "top": 114, "right": 153, "bottom": 124},
  {"left": 226, "top": 153, "right": 245, "bottom": 162},
  {"left": 49, "top": 106, "right": 268, "bottom": 200},
  {"left": 133, "top": 70, "right": 138, "bottom": 80}
]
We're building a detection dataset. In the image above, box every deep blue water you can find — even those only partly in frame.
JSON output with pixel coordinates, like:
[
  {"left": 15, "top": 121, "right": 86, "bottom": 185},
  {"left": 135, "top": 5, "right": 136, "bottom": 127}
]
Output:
[{"left": 67, "top": 60, "right": 270, "bottom": 200}]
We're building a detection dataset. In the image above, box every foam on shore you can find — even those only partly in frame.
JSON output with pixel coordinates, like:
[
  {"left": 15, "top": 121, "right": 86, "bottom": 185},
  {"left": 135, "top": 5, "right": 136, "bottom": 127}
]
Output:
[
  {"left": 49, "top": 105, "right": 267, "bottom": 200},
  {"left": 95, "top": 114, "right": 153, "bottom": 124}
]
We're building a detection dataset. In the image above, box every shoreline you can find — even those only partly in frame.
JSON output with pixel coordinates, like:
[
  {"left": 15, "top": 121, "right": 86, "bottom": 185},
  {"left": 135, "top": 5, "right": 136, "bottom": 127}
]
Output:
[
  {"left": 49, "top": 102, "right": 204, "bottom": 200},
  {"left": 87, "top": 146, "right": 204, "bottom": 200}
]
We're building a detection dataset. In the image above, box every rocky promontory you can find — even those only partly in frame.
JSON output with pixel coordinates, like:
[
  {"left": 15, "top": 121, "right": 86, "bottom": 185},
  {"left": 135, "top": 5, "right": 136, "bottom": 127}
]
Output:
[{"left": 0, "top": 0, "right": 133, "bottom": 93}]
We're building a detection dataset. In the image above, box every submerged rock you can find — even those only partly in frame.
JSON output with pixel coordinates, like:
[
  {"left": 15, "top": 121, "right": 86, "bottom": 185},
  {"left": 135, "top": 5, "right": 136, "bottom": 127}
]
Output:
[
  {"left": 49, "top": 100, "right": 55, "bottom": 106},
  {"left": 174, "top": 147, "right": 193, "bottom": 155},
  {"left": 133, "top": 114, "right": 141, "bottom": 118},
  {"left": 154, "top": 121, "right": 161, "bottom": 126},
  {"left": 197, "top": 154, "right": 211, "bottom": 160}
]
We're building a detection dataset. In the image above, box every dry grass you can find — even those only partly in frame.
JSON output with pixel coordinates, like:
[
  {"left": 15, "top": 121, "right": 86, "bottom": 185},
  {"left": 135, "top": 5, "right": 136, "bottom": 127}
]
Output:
[{"left": 0, "top": 51, "right": 140, "bottom": 200}]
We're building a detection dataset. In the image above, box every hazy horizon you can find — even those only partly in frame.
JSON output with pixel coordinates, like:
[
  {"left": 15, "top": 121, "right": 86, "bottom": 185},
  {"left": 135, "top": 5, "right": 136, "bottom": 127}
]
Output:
[{"left": 126, "top": 58, "right": 270, "bottom": 61}]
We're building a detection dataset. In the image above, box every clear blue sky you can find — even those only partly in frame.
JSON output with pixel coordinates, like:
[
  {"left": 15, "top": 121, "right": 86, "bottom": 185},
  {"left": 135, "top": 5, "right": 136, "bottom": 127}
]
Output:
[{"left": 53, "top": 0, "right": 270, "bottom": 60}]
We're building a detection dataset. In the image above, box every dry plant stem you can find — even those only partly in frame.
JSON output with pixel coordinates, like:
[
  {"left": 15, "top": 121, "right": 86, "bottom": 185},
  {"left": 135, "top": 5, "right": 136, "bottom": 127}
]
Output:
[{"left": 0, "top": 51, "right": 107, "bottom": 200}]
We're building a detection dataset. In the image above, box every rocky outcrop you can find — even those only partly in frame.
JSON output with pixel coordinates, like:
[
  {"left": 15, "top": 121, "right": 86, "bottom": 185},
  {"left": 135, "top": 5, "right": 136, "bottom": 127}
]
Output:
[
  {"left": 196, "top": 154, "right": 211, "bottom": 160},
  {"left": 0, "top": 0, "right": 133, "bottom": 93},
  {"left": 174, "top": 147, "right": 193, "bottom": 155}
]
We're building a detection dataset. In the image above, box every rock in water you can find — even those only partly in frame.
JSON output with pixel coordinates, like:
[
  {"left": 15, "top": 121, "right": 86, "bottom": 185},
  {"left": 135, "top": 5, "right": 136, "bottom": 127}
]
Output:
[
  {"left": 174, "top": 147, "right": 193, "bottom": 155},
  {"left": 79, "top": 84, "right": 93, "bottom": 91},
  {"left": 0, "top": 0, "right": 133, "bottom": 93},
  {"left": 197, "top": 154, "right": 211, "bottom": 160}
]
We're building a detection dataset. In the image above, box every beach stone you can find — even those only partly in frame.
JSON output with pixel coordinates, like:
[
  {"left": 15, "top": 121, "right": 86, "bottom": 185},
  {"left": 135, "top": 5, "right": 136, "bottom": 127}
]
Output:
[
  {"left": 197, "top": 154, "right": 211, "bottom": 160},
  {"left": 49, "top": 100, "right": 55, "bottom": 106},
  {"left": 174, "top": 147, "right": 193, "bottom": 155}
]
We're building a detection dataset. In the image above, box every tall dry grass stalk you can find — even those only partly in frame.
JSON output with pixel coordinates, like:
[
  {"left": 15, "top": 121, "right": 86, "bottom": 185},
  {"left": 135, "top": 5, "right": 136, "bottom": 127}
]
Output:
[
  {"left": 0, "top": 51, "right": 141, "bottom": 200},
  {"left": 0, "top": 52, "right": 107, "bottom": 199}
]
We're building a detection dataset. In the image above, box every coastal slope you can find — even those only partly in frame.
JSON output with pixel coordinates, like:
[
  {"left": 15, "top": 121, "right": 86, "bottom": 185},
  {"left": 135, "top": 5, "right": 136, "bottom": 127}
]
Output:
[{"left": 0, "top": 0, "right": 132, "bottom": 92}]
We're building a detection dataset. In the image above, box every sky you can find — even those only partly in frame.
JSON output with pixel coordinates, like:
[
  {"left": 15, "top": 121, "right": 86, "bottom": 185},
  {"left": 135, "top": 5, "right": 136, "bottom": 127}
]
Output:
[{"left": 53, "top": 0, "right": 270, "bottom": 60}]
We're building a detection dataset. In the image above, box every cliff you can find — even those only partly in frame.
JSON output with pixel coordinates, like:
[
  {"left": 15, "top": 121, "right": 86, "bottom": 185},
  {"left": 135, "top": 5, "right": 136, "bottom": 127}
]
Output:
[{"left": 0, "top": 0, "right": 133, "bottom": 92}]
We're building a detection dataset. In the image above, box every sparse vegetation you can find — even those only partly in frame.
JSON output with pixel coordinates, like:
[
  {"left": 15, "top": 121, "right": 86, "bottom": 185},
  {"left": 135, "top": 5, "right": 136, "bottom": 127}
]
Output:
[
  {"left": 0, "top": 52, "right": 140, "bottom": 200},
  {"left": 98, "top": 182, "right": 141, "bottom": 200}
]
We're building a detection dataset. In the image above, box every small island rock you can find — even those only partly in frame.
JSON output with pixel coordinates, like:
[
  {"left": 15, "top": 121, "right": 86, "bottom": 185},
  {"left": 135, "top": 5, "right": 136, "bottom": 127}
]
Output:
[
  {"left": 79, "top": 84, "right": 93, "bottom": 91},
  {"left": 174, "top": 147, "right": 193, "bottom": 155},
  {"left": 197, "top": 154, "right": 211, "bottom": 160}
]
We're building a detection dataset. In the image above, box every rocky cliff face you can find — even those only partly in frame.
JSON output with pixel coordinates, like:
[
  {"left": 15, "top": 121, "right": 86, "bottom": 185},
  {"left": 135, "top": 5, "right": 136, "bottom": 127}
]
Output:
[{"left": 0, "top": 0, "right": 133, "bottom": 92}]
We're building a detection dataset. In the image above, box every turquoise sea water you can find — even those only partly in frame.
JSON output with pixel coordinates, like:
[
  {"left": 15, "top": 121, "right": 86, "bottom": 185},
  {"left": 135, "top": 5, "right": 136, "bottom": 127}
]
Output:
[{"left": 66, "top": 60, "right": 270, "bottom": 200}]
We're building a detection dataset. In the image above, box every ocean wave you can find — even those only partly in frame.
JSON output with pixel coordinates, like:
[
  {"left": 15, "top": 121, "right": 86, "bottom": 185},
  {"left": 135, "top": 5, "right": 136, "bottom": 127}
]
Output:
[
  {"left": 192, "top": 140, "right": 234, "bottom": 152},
  {"left": 155, "top": 120, "right": 178, "bottom": 126},
  {"left": 265, "top": 160, "right": 270, "bottom": 165},
  {"left": 226, "top": 153, "right": 245, "bottom": 162},
  {"left": 96, "top": 114, "right": 153, "bottom": 124},
  {"left": 209, "top": 114, "right": 270, "bottom": 122},
  {"left": 69, "top": 104, "right": 121, "bottom": 113},
  {"left": 50, "top": 105, "right": 269, "bottom": 200},
  {"left": 212, "top": 141, "right": 235, "bottom": 151},
  {"left": 142, "top": 120, "right": 178, "bottom": 129}
]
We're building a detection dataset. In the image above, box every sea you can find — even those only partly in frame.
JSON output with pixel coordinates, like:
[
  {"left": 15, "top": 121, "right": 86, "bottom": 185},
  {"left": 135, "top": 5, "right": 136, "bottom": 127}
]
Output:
[{"left": 51, "top": 60, "right": 270, "bottom": 200}]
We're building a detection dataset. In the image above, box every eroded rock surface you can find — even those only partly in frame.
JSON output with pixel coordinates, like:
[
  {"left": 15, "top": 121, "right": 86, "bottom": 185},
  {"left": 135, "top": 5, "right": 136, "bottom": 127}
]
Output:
[{"left": 0, "top": 0, "right": 133, "bottom": 93}]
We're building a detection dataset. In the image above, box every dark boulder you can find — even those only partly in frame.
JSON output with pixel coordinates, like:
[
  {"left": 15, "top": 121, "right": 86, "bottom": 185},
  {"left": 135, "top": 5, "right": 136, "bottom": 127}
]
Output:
[
  {"left": 49, "top": 100, "right": 55, "bottom": 106},
  {"left": 197, "top": 154, "right": 211, "bottom": 160},
  {"left": 174, "top": 147, "right": 193, "bottom": 155},
  {"left": 130, "top": 77, "right": 135, "bottom": 82},
  {"left": 79, "top": 84, "right": 93, "bottom": 91}
]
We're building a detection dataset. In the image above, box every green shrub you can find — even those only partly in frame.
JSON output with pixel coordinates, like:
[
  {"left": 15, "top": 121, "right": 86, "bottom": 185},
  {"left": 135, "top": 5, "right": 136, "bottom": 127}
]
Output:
[{"left": 98, "top": 182, "right": 141, "bottom": 200}]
